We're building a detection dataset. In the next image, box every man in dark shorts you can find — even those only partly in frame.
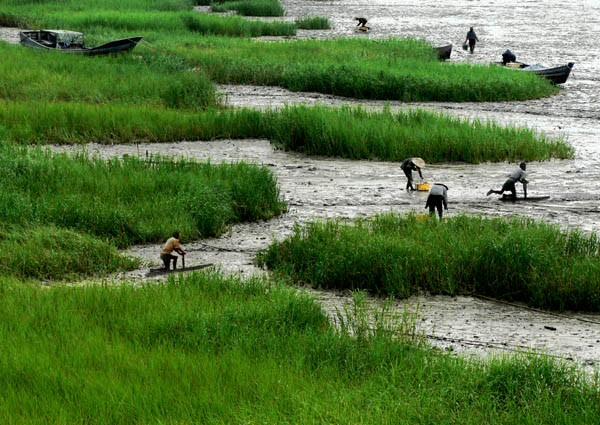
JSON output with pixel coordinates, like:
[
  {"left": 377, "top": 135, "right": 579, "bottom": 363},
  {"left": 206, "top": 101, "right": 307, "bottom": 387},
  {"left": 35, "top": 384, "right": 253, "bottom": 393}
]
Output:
[
  {"left": 401, "top": 157, "right": 424, "bottom": 191},
  {"left": 464, "top": 27, "right": 479, "bottom": 53},
  {"left": 486, "top": 162, "right": 529, "bottom": 199},
  {"left": 425, "top": 183, "right": 448, "bottom": 219},
  {"left": 160, "top": 231, "right": 186, "bottom": 270},
  {"left": 354, "top": 17, "right": 368, "bottom": 27}
]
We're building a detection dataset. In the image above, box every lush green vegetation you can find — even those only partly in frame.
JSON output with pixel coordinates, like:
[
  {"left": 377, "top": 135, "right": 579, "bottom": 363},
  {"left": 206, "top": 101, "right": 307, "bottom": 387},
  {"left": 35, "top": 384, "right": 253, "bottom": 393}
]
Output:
[
  {"left": 0, "top": 100, "right": 572, "bottom": 162},
  {"left": 257, "top": 214, "right": 600, "bottom": 311},
  {"left": 0, "top": 271, "right": 598, "bottom": 424},
  {"left": 0, "top": 144, "right": 283, "bottom": 279},
  {"left": 183, "top": 13, "right": 296, "bottom": 36},
  {"left": 210, "top": 0, "right": 285, "bottom": 17},
  {"left": 295, "top": 15, "right": 331, "bottom": 30}
]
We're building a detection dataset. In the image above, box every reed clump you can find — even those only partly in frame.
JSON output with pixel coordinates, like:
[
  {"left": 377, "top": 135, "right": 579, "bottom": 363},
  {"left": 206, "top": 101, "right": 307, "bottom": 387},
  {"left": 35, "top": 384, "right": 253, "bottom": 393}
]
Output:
[
  {"left": 0, "top": 101, "right": 572, "bottom": 163},
  {"left": 295, "top": 16, "right": 331, "bottom": 30},
  {"left": 0, "top": 144, "right": 284, "bottom": 278},
  {"left": 257, "top": 214, "right": 600, "bottom": 312},
  {"left": 0, "top": 271, "right": 597, "bottom": 423},
  {"left": 210, "top": 0, "right": 285, "bottom": 17}
]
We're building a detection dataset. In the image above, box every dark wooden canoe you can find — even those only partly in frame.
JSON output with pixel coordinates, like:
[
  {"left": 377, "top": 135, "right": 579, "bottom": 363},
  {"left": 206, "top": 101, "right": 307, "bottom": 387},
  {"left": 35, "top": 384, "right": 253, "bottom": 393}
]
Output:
[
  {"left": 146, "top": 264, "right": 213, "bottom": 277},
  {"left": 499, "top": 195, "right": 550, "bottom": 202},
  {"left": 495, "top": 61, "right": 574, "bottom": 85},
  {"left": 20, "top": 30, "right": 143, "bottom": 56},
  {"left": 435, "top": 44, "right": 452, "bottom": 60}
]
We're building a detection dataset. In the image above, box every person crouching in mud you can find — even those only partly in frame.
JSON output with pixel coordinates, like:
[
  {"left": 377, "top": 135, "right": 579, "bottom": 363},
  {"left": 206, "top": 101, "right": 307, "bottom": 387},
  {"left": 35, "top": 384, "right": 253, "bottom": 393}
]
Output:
[
  {"left": 401, "top": 158, "right": 424, "bottom": 191},
  {"left": 486, "top": 162, "right": 529, "bottom": 199},
  {"left": 425, "top": 183, "right": 448, "bottom": 219},
  {"left": 160, "top": 231, "right": 186, "bottom": 271},
  {"left": 354, "top": 17, "right": 368, "bottom": 27}
]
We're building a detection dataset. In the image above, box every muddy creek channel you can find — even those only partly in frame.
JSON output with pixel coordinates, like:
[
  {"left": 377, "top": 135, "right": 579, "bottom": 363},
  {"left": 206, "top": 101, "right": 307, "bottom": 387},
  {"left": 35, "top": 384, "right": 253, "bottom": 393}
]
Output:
[{"left": 9, "top": 0, "right": 600, "bottom": 370}]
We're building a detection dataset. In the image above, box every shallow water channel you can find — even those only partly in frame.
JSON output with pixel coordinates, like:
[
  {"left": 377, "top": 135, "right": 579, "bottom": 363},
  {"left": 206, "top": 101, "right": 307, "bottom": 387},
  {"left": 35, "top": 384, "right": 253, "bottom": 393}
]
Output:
[{"left": 6, "top": 0, "right": 600, "bottom": 370}]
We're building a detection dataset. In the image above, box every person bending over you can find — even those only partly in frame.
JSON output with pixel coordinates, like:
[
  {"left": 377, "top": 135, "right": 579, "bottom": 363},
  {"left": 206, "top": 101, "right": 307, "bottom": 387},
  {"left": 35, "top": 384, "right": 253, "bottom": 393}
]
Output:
[
  {"left": 464, "top": 27, "right": 479, "bottom": 53},
  {"left": 160, "top": 231, "right": 186, "bottom": 271},
  {"left": 425, "top": 183, "right": 449, "bottom": 219},
  {"left": 401, "top": 158, "right": 424, "bottom": 191},
  {"left": 355, "top": 17, "right": 368, "bottom": 27},
  {"left": 486, "top": 162, "right": 529, "bottom": 199}
]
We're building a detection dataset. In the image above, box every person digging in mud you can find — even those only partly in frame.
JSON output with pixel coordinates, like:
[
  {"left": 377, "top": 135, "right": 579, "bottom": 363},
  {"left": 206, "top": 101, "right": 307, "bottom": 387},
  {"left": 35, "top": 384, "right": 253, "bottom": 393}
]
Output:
[
  {"left": 425, "top": 183, "right": 449, "bottom": 219},
  {"left": 401, "top": 157, "right": 424, "bottom": 191},
  {"left": 355, "top": 17, "right": 368, "bottom": 27},
  {"left": 160, "top": 231, "right": 186, "bottom": 271},
  {"left": 486, "top": 162, "right": 529, "bottom": 199},
  {"left": 464, "top": 27, "right": 479, "bottom": 53}
]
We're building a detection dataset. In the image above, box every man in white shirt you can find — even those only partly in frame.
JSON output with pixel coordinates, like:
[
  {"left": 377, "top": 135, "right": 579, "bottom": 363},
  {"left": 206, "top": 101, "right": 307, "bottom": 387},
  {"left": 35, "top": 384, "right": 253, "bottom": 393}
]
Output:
[
  {"left": 425, "top": 183, "right": 448, "bottom": 219},
  {"left": 486, "top": 162, "right": 529, "bottom": 199}
]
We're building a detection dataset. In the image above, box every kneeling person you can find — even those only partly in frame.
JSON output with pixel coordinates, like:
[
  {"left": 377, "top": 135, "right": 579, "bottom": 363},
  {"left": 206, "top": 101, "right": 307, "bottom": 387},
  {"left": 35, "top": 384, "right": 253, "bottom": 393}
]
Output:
[
  {"left": 425, "top": 183, "right": 448, "bottom": 219},
  {"left": 486, "top": 162, "right": 528, "bottom": 199},
  {"left": 160, "top": 231, "right": 186, "bottom": 270}
]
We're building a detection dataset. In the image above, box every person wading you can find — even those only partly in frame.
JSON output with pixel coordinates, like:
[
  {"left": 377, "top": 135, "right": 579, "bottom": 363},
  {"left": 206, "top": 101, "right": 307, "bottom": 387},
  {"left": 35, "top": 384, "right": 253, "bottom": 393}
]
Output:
[
  {"left": 486, "top": 162, "right": 529, "bottom": 199},
  {"left": 425, "top": 183, "right": 449, "bottom": 219},
  {"left": 401, "top": 157, "right": 424, "bottom": 191},
  {"left": 160, "top": 231, "right": 186, "bottom": 271},
  {"left": 464, "top": 27, "right": 479, "bottom": 53}
]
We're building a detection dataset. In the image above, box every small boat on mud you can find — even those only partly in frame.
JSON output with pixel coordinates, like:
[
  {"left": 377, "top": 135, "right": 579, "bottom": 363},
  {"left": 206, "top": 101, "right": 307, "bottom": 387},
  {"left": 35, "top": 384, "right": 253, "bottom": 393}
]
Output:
[
  {"left": 495, "top": 61, "right": 574, "bottom": 85},
  {"left": 435, "top": 44, "right": 452, "bottom": 60},
  {"left": 20, "top": 30, "right": 143, "bottom": 56}
]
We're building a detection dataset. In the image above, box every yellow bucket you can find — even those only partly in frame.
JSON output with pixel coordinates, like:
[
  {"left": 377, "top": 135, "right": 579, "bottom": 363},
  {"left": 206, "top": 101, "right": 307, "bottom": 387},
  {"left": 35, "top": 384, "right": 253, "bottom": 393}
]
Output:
[{"left": 416, "top": 182, "right": 430, "bottom": 191}]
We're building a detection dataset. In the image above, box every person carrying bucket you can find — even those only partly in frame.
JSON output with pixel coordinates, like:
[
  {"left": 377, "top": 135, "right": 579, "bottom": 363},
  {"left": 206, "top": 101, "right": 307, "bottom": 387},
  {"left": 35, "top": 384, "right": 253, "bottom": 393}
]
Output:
[
  {"left": 464, "top": 27, "right": 479, "bottom": 53},
  {"left": 401, "top": 157, "right": 425, "bottom": 191}
]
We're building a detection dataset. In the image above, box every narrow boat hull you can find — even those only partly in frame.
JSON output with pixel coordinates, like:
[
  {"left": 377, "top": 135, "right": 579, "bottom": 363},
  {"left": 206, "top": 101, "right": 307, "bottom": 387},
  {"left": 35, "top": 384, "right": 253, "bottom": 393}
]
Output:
[
  {"left": 20, "top": 30, "right": 143, "bottom": 55},
  {"left": 435, "top": 44, "right": 452, "bottom": 60},
  {"left": 495, "top": 61, "right": 574, "bottom": 85}
]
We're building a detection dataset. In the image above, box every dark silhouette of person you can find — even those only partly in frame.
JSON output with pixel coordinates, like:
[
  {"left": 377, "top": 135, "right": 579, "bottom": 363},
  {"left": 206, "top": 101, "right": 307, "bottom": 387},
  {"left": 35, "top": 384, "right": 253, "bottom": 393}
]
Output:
[
  {"left": 502, "top": 49, "right": 517, "bottom": 65},
  {"left": 464, "top": 27, "right": 479, "bottom": 53},
  {"left": 354, "top": 17, "right": 368, "bottom": 27},
  {"left": 486, "top": 162, "right": 529, "bottom": 199},
  {"left": 401, "top": 158, "right": 424, "bottom": 191},
  {"left": 425, "top": 183, "right": 448, "bottom": 219}
]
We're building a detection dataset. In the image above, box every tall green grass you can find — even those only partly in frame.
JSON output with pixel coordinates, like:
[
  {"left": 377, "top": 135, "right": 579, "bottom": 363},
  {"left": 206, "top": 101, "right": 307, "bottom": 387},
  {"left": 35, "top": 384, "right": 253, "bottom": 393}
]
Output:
[
  {"left": 0, "top": 102, "right": 573, "bottom": 163},
  {"left": 0, "top": 44, "right": 220, "bottom": 109},
  {"left": 257, "top": 214, "right": 600, "bottom": 311},
  {"left": 210, "top": 0, "right": 284, "bottom": 16},
  {"left": 0, "top": 271, "right": 597, "bottom": 423},
  {"left": 183, "top": 13, "right": 295, "bottom": 36},
  {"left": 0, "top": 144, "right": 283, "bottom": 279},
  {"left": 295, "top": 16, "right": 331, "bottom": 30},
  {"left": 0, "top": 145, "right": 285, "bottom": 248}
]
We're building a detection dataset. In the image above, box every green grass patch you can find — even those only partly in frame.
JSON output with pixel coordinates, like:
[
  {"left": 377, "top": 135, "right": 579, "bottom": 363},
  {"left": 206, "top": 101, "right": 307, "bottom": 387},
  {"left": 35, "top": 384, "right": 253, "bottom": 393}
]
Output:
[
  {"left": 0, "top": 271, "right": 598, "bottom": 423},
  {"left": 257, "top": 214, "right": 600, "bottom": 311},
  {"left": 0, "top": 144, "right": 284, "bottom": 279},
  {"left": 210, "top": 0, "right": 284, "bottom": 16},
  {"left": 295, "top": 16, "right": 331, "bottom": 30},
  {"left": 0, "top": 102, "right": 573, "bottom": 163},
  {"left": 184, "top": 13, "right": 295, "bottom": 36}
]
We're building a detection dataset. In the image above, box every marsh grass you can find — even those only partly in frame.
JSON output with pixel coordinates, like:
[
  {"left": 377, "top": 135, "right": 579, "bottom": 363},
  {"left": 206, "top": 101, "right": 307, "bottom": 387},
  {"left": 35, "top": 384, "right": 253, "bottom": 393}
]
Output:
[
  {"left": 210, "top": 0, "right": 285, "bottom": 16},
  {"left": 295, "top": 16, "right": 331, "bottom": 30},
  {"left": 0, "top": 271, "right": 597, "bottom": 424},
  {"left": 0, "top": 144, "right": 283, "bottom": 278},
  {"left": 257, "top": 214, "right": 600, "bottom": 311},
  {"left": 0, "top": 101, "right": 571, "bottom": 163},
  {"left": 184, "top": 13, "right": 295, "bottom": 36}
]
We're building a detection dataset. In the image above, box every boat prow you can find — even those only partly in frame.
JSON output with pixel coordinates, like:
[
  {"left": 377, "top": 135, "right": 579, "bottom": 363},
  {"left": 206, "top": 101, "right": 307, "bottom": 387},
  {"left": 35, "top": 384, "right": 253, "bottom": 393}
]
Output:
[{"left": 20, "top": 30, "right": 143, "bottom": 55}]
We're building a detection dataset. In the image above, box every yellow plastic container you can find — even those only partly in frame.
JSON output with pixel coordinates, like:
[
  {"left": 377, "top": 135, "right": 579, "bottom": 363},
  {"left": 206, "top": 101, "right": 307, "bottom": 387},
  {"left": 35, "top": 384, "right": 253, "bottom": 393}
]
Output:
[{"left": 416, "top": 182, "right": 430, "bottom": 191}]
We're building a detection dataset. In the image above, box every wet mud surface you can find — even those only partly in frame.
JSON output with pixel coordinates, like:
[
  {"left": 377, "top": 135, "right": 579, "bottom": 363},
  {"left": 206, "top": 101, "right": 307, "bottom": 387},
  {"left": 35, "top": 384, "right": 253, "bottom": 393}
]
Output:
[{"left": 7, "top": 0, "right": 600, "bottom": 370}]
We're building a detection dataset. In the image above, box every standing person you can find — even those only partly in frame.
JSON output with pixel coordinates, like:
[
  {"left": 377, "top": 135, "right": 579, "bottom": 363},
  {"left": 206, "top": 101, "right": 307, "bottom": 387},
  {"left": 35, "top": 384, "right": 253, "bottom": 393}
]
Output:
[
  {"left": 354, "top": 17, "right": 368, "bottom": 27},
  {"left": 401, "top": 157, "right": 424, "bottom": 191},
  {"left": 464, "top": 27, "right": 479, "bottom": 53},
  {"left": 425, "top": 183, "right": 449, "bottom": 219},
  {"left": 486, "top": 162, "right": 529, "bottom": 199},
  {"left": 160, "top": 231, "right": 186, "bottom": 271}
]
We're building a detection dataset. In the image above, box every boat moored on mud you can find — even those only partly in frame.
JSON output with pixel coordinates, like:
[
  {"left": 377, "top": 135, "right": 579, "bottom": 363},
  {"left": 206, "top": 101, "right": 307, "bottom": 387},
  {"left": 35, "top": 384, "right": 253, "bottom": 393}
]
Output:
[{"left": 19, "top": 30, "right": 143, "bottom": 56}]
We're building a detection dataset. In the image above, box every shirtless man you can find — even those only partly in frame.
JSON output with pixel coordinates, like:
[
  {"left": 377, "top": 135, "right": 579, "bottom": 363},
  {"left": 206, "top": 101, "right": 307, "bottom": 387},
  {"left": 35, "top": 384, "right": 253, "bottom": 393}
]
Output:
[
  {"left": 160, "top": 231, "right": 186, "bottom": 270},
  {"left": 355, "top": 17, "right": 368, "bottom": 27}
]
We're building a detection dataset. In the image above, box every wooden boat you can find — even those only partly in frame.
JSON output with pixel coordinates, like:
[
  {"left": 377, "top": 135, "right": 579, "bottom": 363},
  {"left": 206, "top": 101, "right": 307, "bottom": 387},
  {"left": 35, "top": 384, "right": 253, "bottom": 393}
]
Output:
[
  {"left": 435, "top": 44, "right": 452, "bottom": 60},
  {"left": 356, "top": 26, "right": 370, "bottom": 33},
  {"left": 495, "top": 61, "right": 574, "bottom": 85},
  {"left": 499, "top": 195, "right": 550, "bottom": 202},
  {"left": 20, "top": 30, "right": 143, "bottom": 56}
]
